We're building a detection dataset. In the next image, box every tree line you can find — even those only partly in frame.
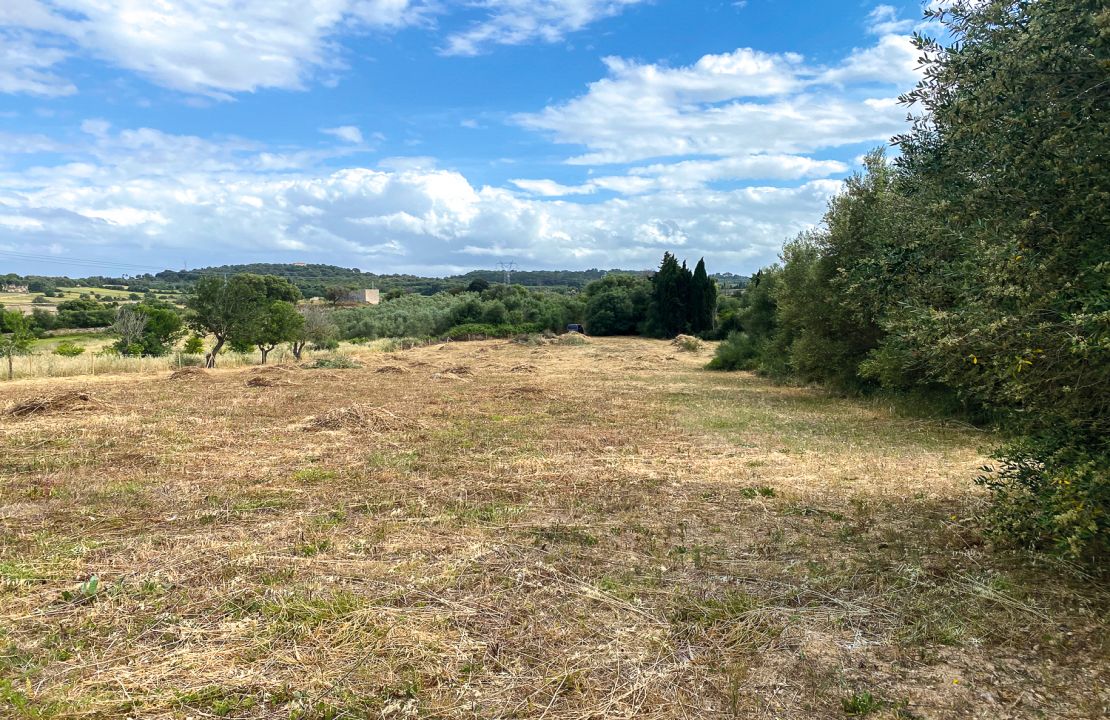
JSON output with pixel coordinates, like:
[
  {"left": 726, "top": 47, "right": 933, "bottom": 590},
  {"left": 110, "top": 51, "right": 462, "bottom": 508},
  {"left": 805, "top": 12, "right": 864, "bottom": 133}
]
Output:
[{"left": 709, "top": 1, "right": 1107, "bottom": 561}]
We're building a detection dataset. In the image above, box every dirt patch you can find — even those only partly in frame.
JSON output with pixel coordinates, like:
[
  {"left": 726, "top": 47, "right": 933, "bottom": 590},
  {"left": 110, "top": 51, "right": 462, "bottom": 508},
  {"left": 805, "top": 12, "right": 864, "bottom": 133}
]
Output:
[
  {"left": 6, "top": 391, "right": 104, "bottom": 418},
  {"left": 300, "top": 404, "right": 422, "bottom": 433}
]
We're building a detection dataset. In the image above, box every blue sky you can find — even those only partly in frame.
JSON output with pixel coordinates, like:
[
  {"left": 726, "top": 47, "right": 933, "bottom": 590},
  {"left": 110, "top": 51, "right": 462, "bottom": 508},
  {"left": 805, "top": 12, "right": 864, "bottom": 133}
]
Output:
[{"left": 0, "top": 1, "right": 934, "bottom": 277}]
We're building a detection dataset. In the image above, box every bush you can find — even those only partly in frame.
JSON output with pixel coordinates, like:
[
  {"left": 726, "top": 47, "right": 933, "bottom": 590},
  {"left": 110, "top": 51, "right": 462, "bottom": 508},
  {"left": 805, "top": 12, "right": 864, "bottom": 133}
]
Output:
[
  {"left": 706, "top": 332, "right": 760, "bottom": 371},
  {"left": 52, "top": 341, "right": 86, "bottom": 357},
  {"left": 182, "top": 335, "right": 205, "bottom": 355},
  {"left": 379, "top": 337, "right": 427, "bottom": 352},
  {"left": 978, "top": 434, "right": 1108, "bottom": 562},
  {"left": 308, "top": 354, "right": 362, "bottom": 369}
]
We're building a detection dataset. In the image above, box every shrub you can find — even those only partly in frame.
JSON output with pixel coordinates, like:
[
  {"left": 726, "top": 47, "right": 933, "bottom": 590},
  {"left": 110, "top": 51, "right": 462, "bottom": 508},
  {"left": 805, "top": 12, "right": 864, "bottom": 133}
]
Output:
[
  {"left": 52, "top": 341, "right": 86, "bottom": 357},
  {"left": 308, "top": 355, "right": 362, "bottom": 369},
  {"left": 978, "top": 434, "right": 1108, "bottom": 562},
  {"left": 182, "top": 336, "right": 205, "bottom": 355},
  {"left": 706, "top": 332, "right": 760, "bottom": 371},
  {"left": 379, "top": 337, "right": 427, "bottom": 352}
]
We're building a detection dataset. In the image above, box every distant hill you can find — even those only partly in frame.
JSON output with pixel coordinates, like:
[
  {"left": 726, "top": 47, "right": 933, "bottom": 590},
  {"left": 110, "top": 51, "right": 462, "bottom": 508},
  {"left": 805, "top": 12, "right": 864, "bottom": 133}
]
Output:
[{"left": 4, "top": 264, "right": 748, "bottom": 299}]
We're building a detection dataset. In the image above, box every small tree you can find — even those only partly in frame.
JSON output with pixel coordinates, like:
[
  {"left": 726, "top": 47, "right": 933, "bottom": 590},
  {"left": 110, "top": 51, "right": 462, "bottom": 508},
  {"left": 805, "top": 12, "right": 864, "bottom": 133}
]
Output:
[
  {"left": 253, "top": 301, "right": 303, "bottom": 364},
  {"left": 0, "top": 310, "right": 34, "bottom": 380},
  {"left": 290, "top": 305, "right": 337, "bottom": 360},
  {"left": 113, "top": 305, "right": 148, "bottom": 351},
  {"left": 188, "top": 275, "right": 266, "bottom": 367},
  {"left": 324, "top": 286, "right": 349, "bottom": 305}
]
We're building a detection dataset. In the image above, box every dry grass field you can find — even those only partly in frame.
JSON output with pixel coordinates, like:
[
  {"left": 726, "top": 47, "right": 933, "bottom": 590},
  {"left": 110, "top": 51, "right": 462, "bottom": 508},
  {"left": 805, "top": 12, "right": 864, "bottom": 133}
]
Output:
[{"left": 0, "top": 337, "right": 1106, "bottom": 719}]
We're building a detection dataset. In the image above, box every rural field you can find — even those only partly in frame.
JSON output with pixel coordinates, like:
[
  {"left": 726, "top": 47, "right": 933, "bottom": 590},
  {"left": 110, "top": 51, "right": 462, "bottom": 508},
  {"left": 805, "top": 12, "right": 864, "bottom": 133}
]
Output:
[{"left": 1, "top": 337, "right": 1105, "bottom": 719}]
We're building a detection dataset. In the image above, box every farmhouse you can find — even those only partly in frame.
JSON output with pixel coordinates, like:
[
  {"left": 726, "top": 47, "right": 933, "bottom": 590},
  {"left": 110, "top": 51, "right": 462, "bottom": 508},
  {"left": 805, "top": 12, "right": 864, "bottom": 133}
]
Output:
[{"left": 341, "top": 288, "right": 380, "bottom": 305}]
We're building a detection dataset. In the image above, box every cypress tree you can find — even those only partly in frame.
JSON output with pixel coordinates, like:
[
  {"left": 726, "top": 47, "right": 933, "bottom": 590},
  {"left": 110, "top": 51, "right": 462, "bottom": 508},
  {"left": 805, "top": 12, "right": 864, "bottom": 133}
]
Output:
[
  {"left": 689, "top": 258, "right": 716, "bottom": 334},
  {"left": 646, "top": 252, "right": 688, "bottom": 337}
]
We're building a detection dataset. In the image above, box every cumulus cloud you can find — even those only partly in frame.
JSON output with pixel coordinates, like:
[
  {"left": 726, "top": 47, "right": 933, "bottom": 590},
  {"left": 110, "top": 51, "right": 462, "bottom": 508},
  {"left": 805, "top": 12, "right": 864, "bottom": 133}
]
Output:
[
  {"left": 0, "top": 0, "right": 425, "bottom": 97},
  {"left": 442, "top": 0, "right": 649, "bottom": 56},
  {"left": 0, "top": 0, "right": 651, "bottom": 96},
  {"left": 0, "top": 5, "right": 928, "bottom": 274},
  {"left": 515, "top": 38, "right": 920, "bottom": 167},
  {"left": 0, "top": 121, "right": 842, "bottom": 273}
]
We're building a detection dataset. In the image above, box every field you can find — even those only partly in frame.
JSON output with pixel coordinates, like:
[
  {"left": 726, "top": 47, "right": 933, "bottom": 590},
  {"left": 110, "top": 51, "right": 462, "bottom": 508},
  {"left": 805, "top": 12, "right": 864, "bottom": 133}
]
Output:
[
  {"left": 0, "top": 287, "right": 184, "bottom": 315},
  {"left": 0, "top": 337, "right": 1105, "bottom": 719}
]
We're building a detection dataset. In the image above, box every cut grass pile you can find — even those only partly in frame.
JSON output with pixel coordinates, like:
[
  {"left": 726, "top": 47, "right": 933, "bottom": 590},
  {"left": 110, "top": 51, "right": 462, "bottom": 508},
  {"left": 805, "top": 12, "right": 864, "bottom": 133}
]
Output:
[
  {"left": 4, "top": 391, "right": 104, "bottom": 418},
  {"left": 0, "top": 337, "right": 1105, "bottom": 719}
]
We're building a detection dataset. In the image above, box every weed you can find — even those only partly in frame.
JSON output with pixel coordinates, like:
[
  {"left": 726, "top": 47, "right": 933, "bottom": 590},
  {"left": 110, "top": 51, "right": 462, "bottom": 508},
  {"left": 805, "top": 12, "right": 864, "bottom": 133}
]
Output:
[{"left": 842, "top": 691, "right": 884, "bottom": 716}]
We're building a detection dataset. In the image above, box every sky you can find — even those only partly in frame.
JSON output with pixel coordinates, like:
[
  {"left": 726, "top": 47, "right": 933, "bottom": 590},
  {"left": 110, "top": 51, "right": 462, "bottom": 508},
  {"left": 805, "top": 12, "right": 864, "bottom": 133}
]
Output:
[{"left": 0, "top": 0, "right": 937, "bottom": 278}]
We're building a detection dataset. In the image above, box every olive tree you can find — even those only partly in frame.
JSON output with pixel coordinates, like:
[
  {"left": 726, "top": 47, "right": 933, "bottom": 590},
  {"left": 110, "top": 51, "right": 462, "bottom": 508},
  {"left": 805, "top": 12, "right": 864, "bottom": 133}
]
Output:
[
  {"left": 1, "top": 310, "right": 34, "bottom": 380},
  {"left": 187, "top": 274, "right": 301, "bottom": 367}
]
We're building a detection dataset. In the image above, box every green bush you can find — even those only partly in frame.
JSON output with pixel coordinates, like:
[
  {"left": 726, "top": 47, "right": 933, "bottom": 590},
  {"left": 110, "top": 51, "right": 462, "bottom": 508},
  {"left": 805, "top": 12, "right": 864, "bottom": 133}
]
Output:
[
  {"left": 706, "top": 332, "right": 760, "bottom": 371},
  {"left": 978, "top": 434, "right": 1108, "bottom": 562},
  {"left": 52, "top": 341, "right": 86, "bottom": 357},
  {"left": 307, "top": 355, "right": 361, "bottom": 369},
  {"left": 182, "top": 335, "right": 205, "bottom": 355}
]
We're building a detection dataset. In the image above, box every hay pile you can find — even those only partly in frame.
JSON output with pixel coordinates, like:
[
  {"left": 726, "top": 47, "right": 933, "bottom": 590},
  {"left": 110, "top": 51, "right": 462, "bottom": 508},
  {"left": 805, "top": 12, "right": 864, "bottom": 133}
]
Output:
[
  {"left": 6, "top": 391, "right": 103, "bottom": 418},
  {"left": 671, "top": 334, "right": 703, "bottom": 352},
  {"left": 168, "top": 367, "right": 208, "bottom": 381},
  {"left": 509, "top": 364, "right": 538, "bottom": 374},
  {"left": 441, "top": 365, "right": 472, "bottom": 376},
  {"left": 246, "top": 376, "right": 293, "bottom": 387},
  {"left": 300, "top": 404, "right": 421, "bottom": 433},
  {"left": 246, "top": 366, "right": 296, "bottom": 386},
  {"left": 375, "top": 365, "right": 409, "bottom": 375}
]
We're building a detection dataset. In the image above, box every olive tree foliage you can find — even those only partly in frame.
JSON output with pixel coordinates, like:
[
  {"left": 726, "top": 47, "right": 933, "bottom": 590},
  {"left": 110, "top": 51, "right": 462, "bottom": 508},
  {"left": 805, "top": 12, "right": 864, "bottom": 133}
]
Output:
[
  {"left": 0, "top": 310, "right": 34, "bottom": 380},
  {"left": 885, "top": 0, "right": 1110, "bottom": 558},
  {"left": 253, "top": 301, "right": 303, "bottom": 364},
  {"left": 707, "top": 1, "right": 1108, "bottom": 560},
  {"left": 187, "top": 274, "right": 302, "bottom": 367}
]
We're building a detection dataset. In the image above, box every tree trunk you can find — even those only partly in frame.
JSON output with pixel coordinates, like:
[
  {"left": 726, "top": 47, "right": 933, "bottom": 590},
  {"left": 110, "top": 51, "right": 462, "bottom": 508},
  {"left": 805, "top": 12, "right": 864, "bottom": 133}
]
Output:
[
  {"left": 259, "top": 346, "right": 270, "bottom": 365},
  {"left": 291, "top": 341, "right": 305, "bottom": 360},
  {"left": 206, "top": 335, "right": 225, "bottom": 368}
]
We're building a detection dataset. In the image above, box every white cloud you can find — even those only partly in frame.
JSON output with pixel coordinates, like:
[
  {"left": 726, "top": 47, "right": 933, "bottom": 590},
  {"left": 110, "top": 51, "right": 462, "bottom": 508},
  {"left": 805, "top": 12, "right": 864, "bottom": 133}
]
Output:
[
  {"left": 0, "top": 29, "right": 74, "bottom": 96},
  {"left": 867, "top": 5, "right": 915, "bottom": 35},
  {"left": 515, "top": 37, "right": 919, "bottom": 166},
  {"left": 0, "top": 0, "right": 426, "bottom": 96},
  {"left": 0, "top": 123, "right": 840, "bottom": 272},
  {"left": 0, "top": 6, "right": 928, "bottom": 274},
  {"left": 442, "top": 0, "right": 649, "bottom": 56},
  {"left": 0, "top": 0, "right": 652, "bottom": 96},
  {"left": 322, "top": 125, "right": 364, "bottom": 144}
]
